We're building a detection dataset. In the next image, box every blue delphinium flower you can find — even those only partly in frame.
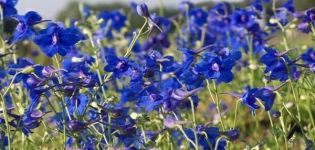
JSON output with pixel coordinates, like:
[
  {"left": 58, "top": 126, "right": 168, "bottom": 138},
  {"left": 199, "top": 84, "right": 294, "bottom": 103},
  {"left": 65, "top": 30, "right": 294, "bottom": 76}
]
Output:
[
  {"left": 301, "top": 48, "right": 315, "bottom": 72},
  {"left": 178, "top": 1, "right": 194, "bottom": 13},
  {"left": 223, "top": 129, "right": 240, "bottom": 141},
  {"left": 136, "top": 3, "right": 150, "bottom": 17},
  {"left": 270, "top": 9, "right": 290, "bottom": 27},
  {"left": 67, "top": 94, "right": 89, "bottom": 117},
  {"left": 254, "top": 88, "right": 276, "bottom": 110},
  {"left": 298, "top": 8, "right": 315, "bottom": 33},
  {"left": 79, "top": 4, "right": 91, "bottom": 18},
  {"left": 283, "top": 0, "right": 295, "bottom": 13},
  {"left": 8, "top": 58, "right": 44, "bottom": 86},
  {"left": 181, "top": 126, "right": 227, "bottom": 150},
  {"left": 212, "top": 2, "right": 232, "bottom": 16},
  {"left": 0, "top": 131, "right": 8, "bottom": 149},
  {"left": 231, "top": 8, "right": 256, "bottom": 28},
  {"left": 178, "top": 68, "right": 204, "bottom": 90},
  {"left": 151, "top": 15, "right": 172, "bottom": 32},
  {"left": 0, "top": 0, "right": 18, "bottom": 17},
  {"left": 241, "top": 87, "right": 260, "bottom": 110},
  {"left": 11, "top": 11, "right": 42, "bottom": 43},
  {"left": 138, "top": 85, "right": 164, "bottom": 112},
  {"left": 195, "top": 48, "right": 241, "bottom": 83},
  {"left": 9, "top": 110, "right": 44, "bottom": 136},
  {"left": 251, "top": 0, "right": 267, "bottom": 12},
  {"left": 62, "top": 51, "right": 97, "bottom": 87},
  {"left": 176, "top": 48, "right": 198, "bottom": 72},
  {"left": 143, "top": 50, "right": 177, "bottom": 73},
  {"left": 260, "top": 47, "right": 300, "bottom": 81},
  {"left": 104, "top": 53, "right": 131, "bottom": 77},
  {"left": 188, "top": 8, "right": 208, "bottom": 26},
  {"left": 304, "top": 8, "right": 315, "bottom": 24},
  {"left": 241, "top": 86, "right": 276, "bottom": 111},
  {"left": 34, "top": 23, "right": 83, "bottom": 57},
  {"left": 141, "top": 33, "right": 170, "bottom": 51},
  {"left": 99, "top": 10, "right": 127, "bottom": 31},
  {"left": 161, "top": 88, "right": 200, "bottom": 111}
]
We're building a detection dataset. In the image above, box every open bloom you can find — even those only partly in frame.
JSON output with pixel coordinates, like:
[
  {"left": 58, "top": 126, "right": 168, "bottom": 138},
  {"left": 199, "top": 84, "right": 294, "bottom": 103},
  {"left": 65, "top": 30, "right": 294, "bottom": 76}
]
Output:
[
  {"left": 34, "top": 23, "right": 83, "bottom": 57},
  {"left": 241, "top": 86, "right": 276, "bottom": 111},
  {"left": 104, "top": 54, "right": 131, "bottom": 77},
  {"left": 188, "top": 8, "right": 208, "bottom": 26},
  {"left": 195, "top": 48, "right": 241, "bottom": 83},
  {"left": 11, "top": 11, "right": 42, "bottom": 43},
  {"left": 260, "top": 47, "right": 300, "bottom": 81},
  {"left": 98, "top": 10, "right": 127, "bottom": 31}
]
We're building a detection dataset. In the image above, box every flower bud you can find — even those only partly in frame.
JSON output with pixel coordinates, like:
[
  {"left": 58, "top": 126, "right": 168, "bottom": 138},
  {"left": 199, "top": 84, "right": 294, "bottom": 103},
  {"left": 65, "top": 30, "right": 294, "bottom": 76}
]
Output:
[
  {"left": 136, "top": 3, "right": 150, "bottom": 17},
  {"left": 271, "top": 110, "right": 281, "bottom": 118}
]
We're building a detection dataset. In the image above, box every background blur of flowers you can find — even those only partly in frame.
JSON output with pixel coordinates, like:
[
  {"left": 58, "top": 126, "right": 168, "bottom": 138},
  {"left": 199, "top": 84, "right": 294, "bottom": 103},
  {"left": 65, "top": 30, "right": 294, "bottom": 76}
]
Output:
[{"left": 17, "top": 0, "right": 315, "bottom": 20}]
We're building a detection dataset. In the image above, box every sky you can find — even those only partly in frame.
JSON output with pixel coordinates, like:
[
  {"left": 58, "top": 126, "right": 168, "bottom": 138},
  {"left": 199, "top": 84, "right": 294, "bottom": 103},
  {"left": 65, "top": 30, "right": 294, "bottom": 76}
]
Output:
[{"left": 16, "top": 0, "right": 242, "bottom": 19}]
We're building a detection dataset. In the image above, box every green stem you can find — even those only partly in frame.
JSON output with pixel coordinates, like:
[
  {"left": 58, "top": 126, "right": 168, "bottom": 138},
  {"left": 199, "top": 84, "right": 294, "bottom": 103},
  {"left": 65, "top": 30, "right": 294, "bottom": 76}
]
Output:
[
  {"left": 275, "top": 20, "right": 289, "bottom": 51},
  {"left": 87, "top": 33, "right": 112, "bottom": 144},
  {"left": 206, "top": 80, "right": 216, "bottom": 103},
  {"left": 2, "top": 73, "right": 18, "bottom": 97},
  {"left": 189, "top": 98, "right": 199, "bottom": 150},
  {"left": 206, "top": 80, "right": 225, "bottom": 130},
  {"left": 279, "top": 109, "right": 288, "bottom": 150},
  {"left": 306, "top": 104, "right": 315, "bottom": 140},
  {"left": 267, "top": 112, "right": 280, "bottom": 149},
  {"left": 233, "top": 100, "right": 241, "bottom": 129},
  {"left": 53, "top": 55, "right": 69, "bottom": 148},
  {"left": 89, "top": 33, "right": 107, "bottom": 100},
  {"left": 124, "top": 18, "right": 148, "bottom": 57},
  {"left": 288, "top": 80, "right": 301, "bottom": 121},
  {"left": 141, "top": 125, "right": 147, "bottom": 144},
  {"left": 213, "top": 81, "right": 226, "bottom": 130}
]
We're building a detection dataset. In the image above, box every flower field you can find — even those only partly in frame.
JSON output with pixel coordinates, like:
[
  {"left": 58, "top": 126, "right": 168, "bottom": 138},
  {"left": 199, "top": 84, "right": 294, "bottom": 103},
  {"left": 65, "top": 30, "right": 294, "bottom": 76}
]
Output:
[{"left": 0, "top": 0, "right": 314, "bottom": 149}]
